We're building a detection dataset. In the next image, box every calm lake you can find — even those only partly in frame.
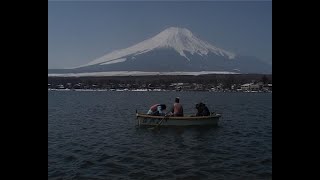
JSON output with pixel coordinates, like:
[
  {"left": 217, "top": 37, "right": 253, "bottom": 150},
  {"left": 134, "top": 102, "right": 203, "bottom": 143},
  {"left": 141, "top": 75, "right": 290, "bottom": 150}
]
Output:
[{"left": 48, "top": 91, "right": 272, "bottom": 179}]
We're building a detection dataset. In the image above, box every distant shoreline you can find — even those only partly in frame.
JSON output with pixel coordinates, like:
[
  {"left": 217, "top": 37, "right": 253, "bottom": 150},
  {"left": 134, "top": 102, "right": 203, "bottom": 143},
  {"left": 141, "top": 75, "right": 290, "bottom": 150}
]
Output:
[
  {"left": 48, "top": 88, "right": 272, "bottom": 93},
  {"left": 48, "top": 74, "right": 272, "bottom": 92},
  {"left": 48, "top": 71, "right": 241, "bottom": 77}
]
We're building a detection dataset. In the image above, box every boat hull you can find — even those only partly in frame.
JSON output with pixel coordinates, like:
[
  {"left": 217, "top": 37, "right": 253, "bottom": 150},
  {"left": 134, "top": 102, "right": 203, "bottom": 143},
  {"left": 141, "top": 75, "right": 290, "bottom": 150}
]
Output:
[{"left": 136, "top": 113, "right": 221, "bottom": 126}]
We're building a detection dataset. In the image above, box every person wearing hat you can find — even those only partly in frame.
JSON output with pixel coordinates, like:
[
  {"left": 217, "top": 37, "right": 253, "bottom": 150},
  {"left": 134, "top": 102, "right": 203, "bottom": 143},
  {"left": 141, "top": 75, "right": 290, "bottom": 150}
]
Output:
[{"left": 169, "top": 97, "right": 183, "bottom": 117}]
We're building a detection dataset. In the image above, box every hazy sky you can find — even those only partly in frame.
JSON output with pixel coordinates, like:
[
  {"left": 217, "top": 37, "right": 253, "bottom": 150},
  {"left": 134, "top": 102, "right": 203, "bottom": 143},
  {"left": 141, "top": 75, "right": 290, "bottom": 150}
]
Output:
[{"left": 48, "top": 1, "right": 272, "bottom": 69}]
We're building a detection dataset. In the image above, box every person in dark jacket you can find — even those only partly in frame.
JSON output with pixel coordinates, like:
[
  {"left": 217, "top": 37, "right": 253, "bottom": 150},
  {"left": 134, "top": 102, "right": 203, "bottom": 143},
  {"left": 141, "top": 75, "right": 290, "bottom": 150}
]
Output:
[{"left": 195, "top": 102, "right": 210, "bottom": 116}]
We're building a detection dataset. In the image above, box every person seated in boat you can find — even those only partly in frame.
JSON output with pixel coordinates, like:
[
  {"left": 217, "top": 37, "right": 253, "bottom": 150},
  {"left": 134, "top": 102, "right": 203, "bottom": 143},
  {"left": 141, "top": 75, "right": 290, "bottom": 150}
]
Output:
[
  {"left": 169, "top": 97, "right": 184, "bottom": 116},
  {"left": 195, "top": 102, "right": 210, "bottom": 116},
  {"left": 147, "top": 104, "right": 167, "bottom": 116}
]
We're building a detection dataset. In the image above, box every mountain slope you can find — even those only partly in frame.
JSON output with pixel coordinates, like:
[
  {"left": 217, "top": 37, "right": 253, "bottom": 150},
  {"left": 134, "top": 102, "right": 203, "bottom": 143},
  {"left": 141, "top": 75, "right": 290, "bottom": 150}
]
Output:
[
  {"left": 49, "top": 27, "right": 271, "bottom": 74},
  {"left": 78, "top": 27, "right": 235, "bottom": 68}
]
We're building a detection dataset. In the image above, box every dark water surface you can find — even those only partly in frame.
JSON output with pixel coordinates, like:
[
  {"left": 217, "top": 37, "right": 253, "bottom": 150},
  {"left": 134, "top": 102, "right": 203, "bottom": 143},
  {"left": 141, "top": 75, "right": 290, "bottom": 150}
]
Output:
[{"left": 48, "top": 91, "right": 272, "bottom": 179}]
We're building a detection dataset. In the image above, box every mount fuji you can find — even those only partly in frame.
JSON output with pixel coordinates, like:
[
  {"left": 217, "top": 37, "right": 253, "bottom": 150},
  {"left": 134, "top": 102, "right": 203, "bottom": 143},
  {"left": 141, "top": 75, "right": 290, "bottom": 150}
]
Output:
[{"left": 49, "top": 27, "right": 271, "bottom": 75}]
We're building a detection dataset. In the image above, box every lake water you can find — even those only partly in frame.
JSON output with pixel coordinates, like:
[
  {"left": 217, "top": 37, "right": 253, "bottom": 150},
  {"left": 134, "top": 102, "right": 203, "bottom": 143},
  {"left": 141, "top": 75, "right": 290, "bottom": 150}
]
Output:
[{"left": 48, "top": 91, "right": 272, "bottom": 179}]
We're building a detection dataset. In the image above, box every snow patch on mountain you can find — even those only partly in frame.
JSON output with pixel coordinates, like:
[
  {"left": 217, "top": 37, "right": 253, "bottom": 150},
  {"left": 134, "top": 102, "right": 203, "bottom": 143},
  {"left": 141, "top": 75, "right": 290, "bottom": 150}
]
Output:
[{"left": 100, "top": 58, "right": 126, "bottom": 65}]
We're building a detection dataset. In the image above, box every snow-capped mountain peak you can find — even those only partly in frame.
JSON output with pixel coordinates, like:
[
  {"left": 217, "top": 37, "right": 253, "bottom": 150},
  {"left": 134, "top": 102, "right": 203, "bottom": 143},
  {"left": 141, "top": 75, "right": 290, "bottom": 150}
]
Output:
[
  {"left": 152, "top": 27, "right": 235, "bottom": 60},
  {"left": 80, "top": 27, "right": 235, "bottom": 67}
]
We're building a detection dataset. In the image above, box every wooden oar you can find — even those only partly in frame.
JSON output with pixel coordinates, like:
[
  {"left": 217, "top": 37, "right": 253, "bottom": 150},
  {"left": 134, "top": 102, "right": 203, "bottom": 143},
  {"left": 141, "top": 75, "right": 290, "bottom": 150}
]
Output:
[
  {"left": 149, "top": 116, "right": 167, "bottom": 131},
  {"left": 155, "top": 117, "right": 165, "bottom": 128}
]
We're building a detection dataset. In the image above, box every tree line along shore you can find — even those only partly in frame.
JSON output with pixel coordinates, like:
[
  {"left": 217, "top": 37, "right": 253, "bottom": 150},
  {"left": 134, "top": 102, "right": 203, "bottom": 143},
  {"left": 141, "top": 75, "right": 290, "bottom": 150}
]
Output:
[{"left": 48, "top": 74, "right": 272, "bottom": 92}]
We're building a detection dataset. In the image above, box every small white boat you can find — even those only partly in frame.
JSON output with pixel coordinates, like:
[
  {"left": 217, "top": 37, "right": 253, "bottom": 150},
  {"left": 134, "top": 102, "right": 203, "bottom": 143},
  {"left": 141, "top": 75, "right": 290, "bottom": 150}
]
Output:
[{"left": 136, "top": 112, "right": 221, "bottom": 126}]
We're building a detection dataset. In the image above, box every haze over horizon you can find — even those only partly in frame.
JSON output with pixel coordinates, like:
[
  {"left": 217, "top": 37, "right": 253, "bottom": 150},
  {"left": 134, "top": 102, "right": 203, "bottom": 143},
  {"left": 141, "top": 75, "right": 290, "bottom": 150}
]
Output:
[{"left": 48, "top": 1, "right": 272, "bottom": 69}]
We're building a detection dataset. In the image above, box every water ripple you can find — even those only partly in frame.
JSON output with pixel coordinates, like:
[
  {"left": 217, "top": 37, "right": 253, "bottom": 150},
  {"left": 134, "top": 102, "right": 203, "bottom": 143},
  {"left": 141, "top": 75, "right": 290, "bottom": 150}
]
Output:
[{"left": 49, "top": 91, "right": 272, "bottom": 179}]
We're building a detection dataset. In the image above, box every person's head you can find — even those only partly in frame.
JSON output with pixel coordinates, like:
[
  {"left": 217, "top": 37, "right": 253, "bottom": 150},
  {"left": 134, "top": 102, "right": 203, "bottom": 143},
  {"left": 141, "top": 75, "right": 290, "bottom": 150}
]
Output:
[
  {"left": 200, "top": 103, "right": 206, "bottom": 107},
  {"left": 175, "top": 97, "right": 180, "bottom": 103},
  {"left": 196, "top": 102, "right": 204, "bottom": 110},
  {"left": 160, "top": 104, "right": 166, "bottom": 110},
  {"left": 195, "top": 103, "right": 200, "bottom": 109}
]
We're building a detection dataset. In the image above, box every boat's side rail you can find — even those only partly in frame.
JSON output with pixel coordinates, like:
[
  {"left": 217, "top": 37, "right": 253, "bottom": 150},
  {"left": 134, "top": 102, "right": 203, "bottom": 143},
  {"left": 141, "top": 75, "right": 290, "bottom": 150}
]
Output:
[{"left": 136, "top": 113, "right": 221, "bottom": 120}]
